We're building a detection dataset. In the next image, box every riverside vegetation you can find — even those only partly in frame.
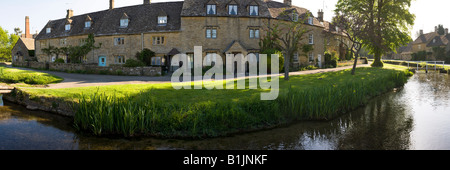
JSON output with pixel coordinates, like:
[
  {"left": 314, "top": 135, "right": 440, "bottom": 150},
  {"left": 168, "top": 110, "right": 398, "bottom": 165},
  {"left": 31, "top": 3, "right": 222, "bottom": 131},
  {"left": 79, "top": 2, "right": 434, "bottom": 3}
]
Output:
[{"left": 25, "top": 67, "right": 409, "bottom": 138}]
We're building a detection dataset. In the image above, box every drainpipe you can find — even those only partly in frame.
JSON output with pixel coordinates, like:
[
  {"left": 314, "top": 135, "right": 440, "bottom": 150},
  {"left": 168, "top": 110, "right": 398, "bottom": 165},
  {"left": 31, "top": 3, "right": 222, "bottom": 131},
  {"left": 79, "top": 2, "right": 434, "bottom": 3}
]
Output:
[{"left": 141, "top": 33, "right": 144, "bottom": 51}]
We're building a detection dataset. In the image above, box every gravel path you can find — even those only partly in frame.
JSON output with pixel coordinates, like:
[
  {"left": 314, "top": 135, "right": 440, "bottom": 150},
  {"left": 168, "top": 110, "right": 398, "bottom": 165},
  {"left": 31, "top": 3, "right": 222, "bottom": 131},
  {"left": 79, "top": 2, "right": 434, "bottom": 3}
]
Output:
[{"left": 12, "top": 63, "right": 371, "bottom": 89}]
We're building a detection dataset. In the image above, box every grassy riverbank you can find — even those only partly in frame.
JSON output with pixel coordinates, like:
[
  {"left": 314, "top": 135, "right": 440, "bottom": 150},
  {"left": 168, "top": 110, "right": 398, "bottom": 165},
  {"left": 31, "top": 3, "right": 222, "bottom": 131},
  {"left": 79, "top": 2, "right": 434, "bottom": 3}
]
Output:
[
  {"left": 21, "top": 67, "right": 412, "bottom": 138},
  {"left": 0, "top": 66, "right": 63, "bottom": 85}
]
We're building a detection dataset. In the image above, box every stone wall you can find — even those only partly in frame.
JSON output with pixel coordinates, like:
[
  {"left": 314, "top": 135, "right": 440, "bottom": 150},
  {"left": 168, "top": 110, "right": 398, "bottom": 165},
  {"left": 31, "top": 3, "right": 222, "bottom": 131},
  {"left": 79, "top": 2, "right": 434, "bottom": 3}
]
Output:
[{"left": 12, "top": 61, "right": 162, "bottom": 76}]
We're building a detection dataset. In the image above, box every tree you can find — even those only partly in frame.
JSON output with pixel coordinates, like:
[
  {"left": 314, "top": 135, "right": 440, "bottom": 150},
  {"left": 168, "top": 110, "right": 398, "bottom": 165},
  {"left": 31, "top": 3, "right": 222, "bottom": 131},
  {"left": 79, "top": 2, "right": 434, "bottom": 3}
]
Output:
[
  {"left": 14, "top": 28, "right": 22, "bottom": 36},
  {"left": 341, "top": 0, "right": 415, "bottom": 67},
  {"left": 334, "top": 1, "right": 367, "bottom": 75},
  {"left": 135, "top": 48, "right": 155, "bottom": 66},
  {"left": 437, "top": 24, "right": 445, "bottom": 35},
  {"left": 263, "top": 10, "right": 310, "bottom": 80},
  {"left": 0, "top": 26, "right": 19, "bottom": 62}
]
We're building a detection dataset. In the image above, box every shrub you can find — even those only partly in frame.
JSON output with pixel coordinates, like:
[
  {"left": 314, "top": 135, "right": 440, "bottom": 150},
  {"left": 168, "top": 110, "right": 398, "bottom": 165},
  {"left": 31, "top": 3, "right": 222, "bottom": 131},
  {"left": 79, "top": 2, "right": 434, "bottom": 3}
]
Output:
[
  {"left": 54, "top": 58, "right": 65, "bottom": 63},
  {"left": 136, "top": 48, "right": 155, "bottom": 66},
  {"left": 123, "top": 59, "right": 146, "bottom": 67}
]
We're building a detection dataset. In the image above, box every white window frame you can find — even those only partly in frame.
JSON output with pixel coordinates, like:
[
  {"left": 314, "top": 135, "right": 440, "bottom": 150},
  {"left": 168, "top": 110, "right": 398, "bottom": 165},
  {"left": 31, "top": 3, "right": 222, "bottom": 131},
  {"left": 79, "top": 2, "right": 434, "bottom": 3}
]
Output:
[
  {"left": 293, "top": 52, "right": 299, "bottom": 62},
  {"left": 309, "top": 52, "right": 314, "bottom": 62},
  {"left": 153, "top": 36, "right": 165, "bottom": 45},
  {"left": 60, "top": 38, "right": 67, "bottom": 46},
  {"left": 114, "top": 37, "right": 125, "bottom": 46},
  {"left": 293, "top": 13, "right": 299, "bottom": 22},
  {"left": 206, "top": 29, "right": 217, "bottom": 39},
  {"left": 85, "top": 21, "right": 91, "bottom": 28},
  {"left": 309, "top": 34, "right": 314, "bottom": 44},
  {"left": 65, "top": 24, "right": 71, "bottom": 31},
  {"left": 308, "top": 17, "right": 313, "bottom": 25},
  {"left": 249, "top": 29, "right": 260, "bottom": 39},
  {"left": 46, "top": 28, "right": 51, "bottom": 34},
  {"left": 207, "top": 4, "right": 217, "bottom": 15},
  {"left": 187, "top": 53, "right": 194, "bottom": 68},
  {"left": 228, "top": 5, "right": 238, "bottom": 15},
  {"left": 249, "top": 5, "right": 259, "bottom": 16},
  {"left": 115, "top": 56, "right": 126, "bottom": 64},
  {"left": 120, "top": 19, "right": 129, "bottom": 27},
  {"left": 158, "top": 16, "right": 167, "bottom": 25},
  {"left": 151, "top": 57, "right": 162, "bottom": 66}
]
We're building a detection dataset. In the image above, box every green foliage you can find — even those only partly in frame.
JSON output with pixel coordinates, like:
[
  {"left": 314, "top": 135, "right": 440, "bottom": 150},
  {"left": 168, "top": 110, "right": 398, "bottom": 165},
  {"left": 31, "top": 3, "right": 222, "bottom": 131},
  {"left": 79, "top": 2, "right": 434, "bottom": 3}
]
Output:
[
  {"left": 42, "top": 34, "right": 101, "bottom": 63},
  {"left": 437, "top": 24, "right": 446, "bottom": 35},
  {"left": 0, "top": 26, "right": 19, "bottom": 62},
  {"left": 411, "top": 51, "right": 428, "bottom": 61},
  {"left": 54, "top": 58, "right": 65, "bottom": 63},
  {"left": 135, "top": 48, "right": 155, "bottom": 66},
  {"left": 261, "top": 49, "right": 284, "bottom": 73},
  {"left": 123, "top": 59, "right": 146, "bottom": 67},
  {"left": 71, "top": 67, "right": 412, "bottom": 137},
  {"left": 324, "top": 52, "right": 338, "bottom": 68},
  {"left": 0, "top": 66, "right": 63, "bottom": 85}
]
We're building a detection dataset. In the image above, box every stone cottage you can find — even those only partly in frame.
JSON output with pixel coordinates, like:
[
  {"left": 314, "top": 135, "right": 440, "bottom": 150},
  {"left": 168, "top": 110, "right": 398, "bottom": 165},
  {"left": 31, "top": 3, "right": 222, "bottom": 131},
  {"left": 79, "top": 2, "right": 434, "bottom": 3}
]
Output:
[
  {"left": 34, "top": 0, "right": 345, "bottom": 71},
  {"left": 11, "top": 16, "right": 35, "bottom": 63}
]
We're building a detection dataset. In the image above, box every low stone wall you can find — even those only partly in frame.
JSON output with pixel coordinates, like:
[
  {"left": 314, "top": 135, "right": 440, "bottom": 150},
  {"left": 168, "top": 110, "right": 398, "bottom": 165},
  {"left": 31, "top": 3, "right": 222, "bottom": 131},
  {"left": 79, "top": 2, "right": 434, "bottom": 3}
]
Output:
[
  {"left": 3, "top": 88, "right": 75, "bottom": 117},
  {"left": 12, "top": 61, "right": 162, "bottom": 76}
]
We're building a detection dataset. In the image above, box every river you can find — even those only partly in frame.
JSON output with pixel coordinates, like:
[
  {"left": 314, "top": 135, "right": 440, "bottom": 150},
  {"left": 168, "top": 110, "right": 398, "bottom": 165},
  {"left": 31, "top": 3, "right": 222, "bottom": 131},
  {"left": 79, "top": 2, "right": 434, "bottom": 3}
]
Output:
[{"left": 0, "top": 72, "right": 449, "bottom": 150}]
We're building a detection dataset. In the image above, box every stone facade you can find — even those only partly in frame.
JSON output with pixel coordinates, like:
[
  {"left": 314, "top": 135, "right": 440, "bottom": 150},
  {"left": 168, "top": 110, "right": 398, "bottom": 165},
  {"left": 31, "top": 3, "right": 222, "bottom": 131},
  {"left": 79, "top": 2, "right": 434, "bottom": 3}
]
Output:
[
  {"left": 34, "top": 0, "right": 348, "bottom": 73},
  {"left": 11, "top": 38, "right": 35, "bottom": 63}
]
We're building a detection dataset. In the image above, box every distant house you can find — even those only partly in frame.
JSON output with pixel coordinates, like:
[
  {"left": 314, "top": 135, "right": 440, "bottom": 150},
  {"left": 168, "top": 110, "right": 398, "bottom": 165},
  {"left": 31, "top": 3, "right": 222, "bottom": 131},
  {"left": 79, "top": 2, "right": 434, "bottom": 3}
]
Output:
[
  {"left": 411, "top": 27, "right": 450, "bottom": 60},
  {"left": 11, "top": 16, "right": 35, "bottom": 63}
]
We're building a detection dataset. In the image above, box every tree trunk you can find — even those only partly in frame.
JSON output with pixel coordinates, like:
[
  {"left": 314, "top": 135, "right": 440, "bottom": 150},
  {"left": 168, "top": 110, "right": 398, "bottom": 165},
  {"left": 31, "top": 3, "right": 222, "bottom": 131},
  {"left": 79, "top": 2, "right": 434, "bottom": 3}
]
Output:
[
  {"left": 351, "top": 48, "right": 361, "bottom": 75},
  {"left": 284, "top": 53, "right": 290, "bottom": 80},
  {"left": 371, "top": 49, "right": 384, "bottom": 67}
]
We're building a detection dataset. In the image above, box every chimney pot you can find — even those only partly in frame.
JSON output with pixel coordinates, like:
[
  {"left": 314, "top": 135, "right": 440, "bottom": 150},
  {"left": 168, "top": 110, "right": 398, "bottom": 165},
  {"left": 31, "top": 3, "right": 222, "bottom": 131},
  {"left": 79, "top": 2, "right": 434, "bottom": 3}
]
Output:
[
  {"left": 284, "top": 0, "right": 292, "bottom": 6},
  {"left": 318, "top": 9, "right": 324, "bottom": 22},
  {"left": 66, "top": 9, "right": 73, "bottom": 19},
  {"left": 144, "top": 0, "right": 151, "bottom": 5},
  {"left": 420, "top": 29, "right": 423, "bottom": 35},
  {"left": 110, "top": 0, "right": 114, "bottom": 10},
  {"left": 446, "top": 28, "right": 449, "bottom": 35}
]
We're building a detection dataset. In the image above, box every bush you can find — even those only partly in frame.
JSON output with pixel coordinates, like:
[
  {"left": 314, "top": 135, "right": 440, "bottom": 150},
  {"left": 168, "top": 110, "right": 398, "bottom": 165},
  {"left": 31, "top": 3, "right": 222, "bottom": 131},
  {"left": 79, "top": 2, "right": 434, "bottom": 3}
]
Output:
[
  {"left": 123, "top": 59, "right": 146, "bottom": 67},
  {"left": 136, "top": 48, "right": 155, "bottom": 66},
  {"left": 54, "top": 58, "right": 65, "bottom": 63}
]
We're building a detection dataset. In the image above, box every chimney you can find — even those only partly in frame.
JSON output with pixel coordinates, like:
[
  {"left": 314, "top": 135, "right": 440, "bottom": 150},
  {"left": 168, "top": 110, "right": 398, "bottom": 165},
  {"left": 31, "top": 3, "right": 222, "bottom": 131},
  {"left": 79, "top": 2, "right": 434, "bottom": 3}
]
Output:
[
  {"left": 446, "top": 28, "right": 449, "bottom": 35},
  {"left": 110, "top": 0, "right": 114, "bottom": 10},
  {"left": 420, "top": 29, "right": 423, "bottom": 36},
  {"left": 144, "top": 0, "right": 151, "bottom": 5},
  {"left": 318, "top": 9, "right": 324, "bottom": 22},
  {"left": 284, "top": 0, "right": 292, "bottom": 6},
  {"left": 66, "top": 9, "right": 73, "bottom": 19},
  {"left": 435, "top": 26, "right": 438, "bottom": 33},
  {"left": 25, "top": 16, "right": 31, "bottom": 39}
]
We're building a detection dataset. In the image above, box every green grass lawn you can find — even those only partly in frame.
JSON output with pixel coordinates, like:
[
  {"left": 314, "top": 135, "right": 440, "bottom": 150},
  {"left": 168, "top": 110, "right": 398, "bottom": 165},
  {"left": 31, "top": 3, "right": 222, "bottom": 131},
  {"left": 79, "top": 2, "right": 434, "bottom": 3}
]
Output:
[{"left": 0, "top": 66, "right": 63, "bottom": 85}]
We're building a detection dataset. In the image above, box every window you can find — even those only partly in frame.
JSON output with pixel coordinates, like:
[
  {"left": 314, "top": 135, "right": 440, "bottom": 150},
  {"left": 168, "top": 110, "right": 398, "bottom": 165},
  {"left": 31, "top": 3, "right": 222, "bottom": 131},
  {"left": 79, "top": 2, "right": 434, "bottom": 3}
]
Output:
[
  {"left": 82, "top": 56, "right": 88, "bottom": 63},
  {"left": 114, "top": 37, "right": 125, "bottom": 46},
  {"left": 308, "top": 17, "right": 313, "bottom": 25},
  {"left": 158, "top": 16, "right": 167, "bottom": 25},
  {"left": 80, "top": 38, "right": 87, "bottom": 45},
  {"left": 207, "top": 4, "right": 217, "bottom": 15},
  {"left": 40, "top": 41, "right": 47, "bottom": 47},
  {"left": 85, "top": 21, "right": 91, "bottom": 28},
  {"left": 293, "top": 13, "right": 299, "bottom": 22},
  {"left": 309, "top": 34, "right": 314, "bottom": 44},
  {"left": 229, "top": 5, "right": 238, "bottom": 15},
  {"left": 151, "top": 57, "right": 162, "bottom": 66},
  {"left": 65, "top": 24, "right": 71, "bottom": 31},
  {"left": 120, "top": 19, "right": 129, "bottom": 27},
  {"left": 60, "top": 38, "right": 67, "bottom": 46},
  {"left": 249, "top": 29, "right": 260, "bottom": 39},
  {"left": 115, "top": 56, "right": 126, "bottom": 64},
  {"left": 418, "top": 45, "right": 422, "bottom": 50},
  {"left": 206, "top": 53, "right": 217, "bottom": 64},
  {"left": 187, "top": 53, "right": 194, "bottom": 68},
  {"left": 51, "top": 56, "right": 56, "bottom": 62},
  {"left": 309, "top": 52, "right": 314, "bottom": 62},
  {"left": 206, "top": 28, "right": 217, "bottom": 39},
  {"left": 153, "top": 36, "right": 165, "bottom": 45},
  {"left": 293, "top": 52, "right": 299, "bottom": 62},
  {"left": 249, "top": 5, "right": 258, "bottom": 16},
  {"left": 46, "top": 28, "right": 51, "bottom": 34}
]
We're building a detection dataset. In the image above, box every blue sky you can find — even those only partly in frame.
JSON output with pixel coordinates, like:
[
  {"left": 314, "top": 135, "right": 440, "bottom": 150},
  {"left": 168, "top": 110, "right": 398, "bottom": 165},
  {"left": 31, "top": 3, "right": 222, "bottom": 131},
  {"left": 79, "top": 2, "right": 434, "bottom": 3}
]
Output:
[{"left": 0, "top": 0, "right": 448, "bottom": 40}]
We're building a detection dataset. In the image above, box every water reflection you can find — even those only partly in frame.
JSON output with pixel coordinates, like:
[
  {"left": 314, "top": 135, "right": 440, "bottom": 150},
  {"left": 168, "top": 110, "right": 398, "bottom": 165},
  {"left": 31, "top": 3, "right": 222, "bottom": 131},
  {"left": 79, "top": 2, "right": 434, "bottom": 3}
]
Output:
[{"left": 1, "top": 73, "right": 449, "bottom": 150}]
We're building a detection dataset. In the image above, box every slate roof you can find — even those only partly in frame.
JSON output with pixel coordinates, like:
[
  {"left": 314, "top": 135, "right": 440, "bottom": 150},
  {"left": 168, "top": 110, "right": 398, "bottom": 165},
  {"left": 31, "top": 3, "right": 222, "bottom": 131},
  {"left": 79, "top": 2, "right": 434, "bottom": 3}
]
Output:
[
  {"left": 20, "top": 38, "right": 35, "bottom": 50},
  {"left": 36, "top": 1, "right": 184, "bottom": 40},
  {"left": 412, "top": 32, "right": 438, "bottom": 45}
]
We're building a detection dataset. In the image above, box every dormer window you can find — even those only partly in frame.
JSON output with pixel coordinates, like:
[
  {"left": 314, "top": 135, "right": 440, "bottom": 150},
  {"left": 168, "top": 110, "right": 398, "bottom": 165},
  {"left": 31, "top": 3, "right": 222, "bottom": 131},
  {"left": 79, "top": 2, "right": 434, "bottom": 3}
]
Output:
[
  {"left": 120, "top": 13, "right": 129, "bottom": 28},
  {"left": 207, "top": 4, "right": 217, "bottom": 15},
  {"left": 249, "top": 5, "right": 258, "bottom": 16},
  {"left": 85, "top": 21, "right": 91, "bottom": 28},
  {"left": 120, "top": 19, "right": 129, "bottom": 27},
  {"left": 158, "top": 16, "right": 167, "bottom": 25},
  {"left": 308, "top": 17, "right": 314, "bottom": 25},
  {"left": 65, "top": 24, "right": 71, "bottom": 31},
  {"left": 229, "top": 5, "right": 238, "bottom": 15},
  {"left": 293, "top": 13, "right": 299, "bottom": 22},
  {"left": 46, "top": 27, "right": 51, "bottom": 34}
]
